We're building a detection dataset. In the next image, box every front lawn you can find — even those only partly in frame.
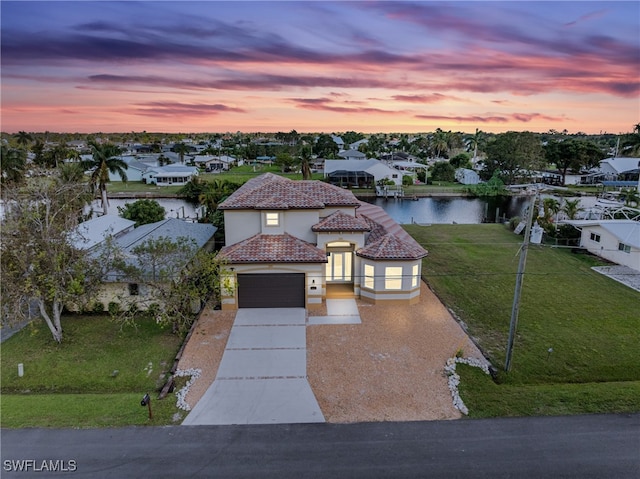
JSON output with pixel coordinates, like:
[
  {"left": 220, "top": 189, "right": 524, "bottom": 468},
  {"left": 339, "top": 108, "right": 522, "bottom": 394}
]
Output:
[
  {"left": 1, "top": 315, "right": 183, "bottom": 427},
  {"left": 405, "top": 223, "right": 640, "bottom": 416}
]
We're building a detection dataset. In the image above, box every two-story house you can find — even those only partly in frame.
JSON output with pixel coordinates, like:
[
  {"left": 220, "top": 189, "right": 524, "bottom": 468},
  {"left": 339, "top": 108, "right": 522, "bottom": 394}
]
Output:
[{"left": 218, "top": 173, "right": 427, "bottom": 309}]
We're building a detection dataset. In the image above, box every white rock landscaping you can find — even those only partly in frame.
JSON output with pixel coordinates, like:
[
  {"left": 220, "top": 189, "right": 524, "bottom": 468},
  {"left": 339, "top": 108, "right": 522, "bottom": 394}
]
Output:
[
  {"left": 444, "top": 357, "right": 490, "bottom": 415},
  {"left": 174, "top": 368, "right": 202, "bottom": 411}
]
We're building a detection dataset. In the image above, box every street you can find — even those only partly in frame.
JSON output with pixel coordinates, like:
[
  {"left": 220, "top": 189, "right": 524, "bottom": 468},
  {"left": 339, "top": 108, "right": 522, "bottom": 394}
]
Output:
[{"left": 2, "top": 413, "right": 638, "bottom": 478}]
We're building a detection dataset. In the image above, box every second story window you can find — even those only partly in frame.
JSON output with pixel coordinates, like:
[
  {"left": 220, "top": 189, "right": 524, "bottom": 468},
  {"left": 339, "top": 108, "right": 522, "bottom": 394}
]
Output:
[{"left": 265, "top": 212, "right": 280, "bottom": 227}]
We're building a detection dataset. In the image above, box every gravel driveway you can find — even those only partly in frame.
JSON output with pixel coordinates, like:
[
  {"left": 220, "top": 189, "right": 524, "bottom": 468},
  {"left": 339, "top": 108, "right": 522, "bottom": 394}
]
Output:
[{"left": 177, "top": 282, "right": 485, "bottom": 423}]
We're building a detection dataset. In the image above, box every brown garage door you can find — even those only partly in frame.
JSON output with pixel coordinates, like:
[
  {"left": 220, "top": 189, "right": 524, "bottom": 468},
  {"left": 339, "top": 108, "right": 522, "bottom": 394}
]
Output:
[{"left": 237, "top": 273, "right": 305, "bottom": 308}]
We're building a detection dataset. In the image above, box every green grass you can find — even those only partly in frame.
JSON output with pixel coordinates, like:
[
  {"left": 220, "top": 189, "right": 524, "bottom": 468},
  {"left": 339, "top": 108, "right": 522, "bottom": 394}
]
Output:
[
  {"left": 1, "top": 315, "right": 184, "bottom": 427},
  {"left": 405, "top": 223, "right": 640, "bottom": 416}
]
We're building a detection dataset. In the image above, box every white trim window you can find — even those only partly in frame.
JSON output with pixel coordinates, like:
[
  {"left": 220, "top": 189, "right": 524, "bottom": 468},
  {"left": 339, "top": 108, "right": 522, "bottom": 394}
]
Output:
[
  {"left": 618, "top": 242, "right": 631, "bottom": 253},
  {"left": 385, "top": 266, "right": 403, "bottom": 290},
  {"left": 590, "top": 232, "right": 601, "bottom": 243},
  {"left": 411, "top": 264, "right": 419, "bottom": 288},
  {"left": 265, "top": 212, "right": 280, "bottom": 227},
  {"left": 364, "top": 264, "right": 375, "bottom": 289}
]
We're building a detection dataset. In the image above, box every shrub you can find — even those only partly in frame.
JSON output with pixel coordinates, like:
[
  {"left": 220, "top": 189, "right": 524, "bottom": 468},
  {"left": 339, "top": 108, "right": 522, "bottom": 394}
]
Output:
[{"left": 108, "top": 302, "right": 121, "bottom": 316}]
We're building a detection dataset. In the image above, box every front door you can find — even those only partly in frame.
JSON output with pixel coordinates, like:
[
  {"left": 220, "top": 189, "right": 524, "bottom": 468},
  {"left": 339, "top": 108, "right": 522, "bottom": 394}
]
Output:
[{"left": 325, "top": 251, "right": 353, "bottom": 283}]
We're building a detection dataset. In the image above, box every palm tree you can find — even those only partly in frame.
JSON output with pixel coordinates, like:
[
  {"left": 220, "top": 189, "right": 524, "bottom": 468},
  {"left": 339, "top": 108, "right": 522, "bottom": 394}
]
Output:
[
  {"left": 299, "top": 145, "right": 313, "bottom": 180},
  {"left": 465, "top": 128, "right": 484, "bottom": 161},
  {"left": 561, "top": 198, "right": 582, "bottom": 220},
  {"left": 173, "top": 142, "right": 190, "bottom": 164},
  {"left": 14, "top": 131, "right": 33, "bottom": 149},
  {"left": 84, "top": 141, "right": 127, "bottom": 216}
]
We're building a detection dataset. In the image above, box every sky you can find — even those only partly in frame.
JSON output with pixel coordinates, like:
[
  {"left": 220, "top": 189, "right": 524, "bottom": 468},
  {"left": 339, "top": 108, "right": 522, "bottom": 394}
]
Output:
[{"left": 1, "top": 1, "right": 639, "bottom": 135}]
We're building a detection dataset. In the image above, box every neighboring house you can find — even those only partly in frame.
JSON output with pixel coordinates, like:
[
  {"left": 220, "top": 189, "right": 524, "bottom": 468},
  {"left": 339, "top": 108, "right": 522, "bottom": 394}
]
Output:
[
  {"left": 337, "top": 149, "right": 367, "bottom": 161},
  {"left": 89, "top": 218, "right": 217, "bottom": 310},
  {"left": 563, "top": 219, "right": 640, "bottom": 271},
  {"left": 217, "top": 173, "right": 427, "bottom": 310},
  {"left": 324, "top": 159, "right": 405, "bottom": 187},
  {"left": 455, "top": 168, "right": 480, "bottom": 185},
  {"left": 71, "top": 214, "right": 136, "bottom": 250},
  {"left": 350, "top": 139, "right": 368, "bottom": 150},
  {"left": 143, "top": 164, "right": 199, "bottom": 186},
  {"left": 109, "top": 156, "right": 149, "bottom": 182},
  {"left": 331, "top": 135, "right": 345, "bottom": 150}
]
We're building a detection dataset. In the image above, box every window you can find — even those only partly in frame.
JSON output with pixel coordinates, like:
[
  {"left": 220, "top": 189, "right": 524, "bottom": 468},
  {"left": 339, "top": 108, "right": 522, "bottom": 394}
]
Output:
[
  {"left": 618, "top": 242, "right": 631, "bottom": 253},
  {"left": 590, "top": 232, "right": 601, "bottom": 242},
  {"left": 411, "top": 264, "right": 419, "bottom": 288},
  {"left": 128, "top": 283, "right": 139, "bottom": 296},
  {"left": 385, "top": 266, "right": 403, "bottom": 290},
  {"left": 265, "top": 212, "right": 280, "bottom": 226},
  {"left": 364, "top": 264, "right": 375, "bottom": 289}
]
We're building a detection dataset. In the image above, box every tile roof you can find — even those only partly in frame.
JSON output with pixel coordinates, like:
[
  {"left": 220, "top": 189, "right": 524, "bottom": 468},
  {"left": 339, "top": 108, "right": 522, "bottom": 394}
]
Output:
[
  {"left": 219, "top": 173, "right": 360, "bottom": 210},
  {"left": 356, "top": 202, "right": 428, "bottom": 260},
  {"left": 357, "top": 234, "right": 428, "bottom": 260},
  {"left": 312, "top": 211, "right": 371, "bottom": 232},
  {"left": 219, "top": 233, "right": 328, "bottom": 264}
]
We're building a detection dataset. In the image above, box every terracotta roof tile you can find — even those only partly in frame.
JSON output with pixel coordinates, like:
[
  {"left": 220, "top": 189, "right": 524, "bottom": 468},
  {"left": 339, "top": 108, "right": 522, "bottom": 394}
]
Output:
[
  {"left": 312, "top": 211, "right": 371, "bottom": 232},
  {"left": 357, "top": 234, "right": 428, "bottom": 260},
  {"left": 219, "top": 233, "right": 328, "bottom": 264},
  {"left": 219, "top": 173, "right": 359, "bottom": 210}
]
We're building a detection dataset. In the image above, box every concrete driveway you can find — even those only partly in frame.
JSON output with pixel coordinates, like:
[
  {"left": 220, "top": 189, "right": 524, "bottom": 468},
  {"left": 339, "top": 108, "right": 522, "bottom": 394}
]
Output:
[{"left": 182, "top": 308, "right": 325, "bottom": 425}]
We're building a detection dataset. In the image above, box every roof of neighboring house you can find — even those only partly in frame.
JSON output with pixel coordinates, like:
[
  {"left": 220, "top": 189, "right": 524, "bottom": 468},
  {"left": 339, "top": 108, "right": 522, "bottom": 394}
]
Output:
[
  {"left": 120, "top": 157, "right": 150, "bottom": 172},
  {"left": 115, "top": 218, "right": 216, "bottom": 251},
  {"left": 564, "top": 219, "right": 640, "bottom": 249},
  {"left": 598, "top": 157, "right": 640, "bottom": 175},
  {"left": 219, "top": 233, "right": 327, "bottom": 263},
  {"left": 71, "top": 215, "right": 136, "bottom": 250},
  {"left": 338, "top": 149, "right": 366, "bottom": 159},
  {"left": 324, "top": 158, "right": 400, "bottom": 176},
  {"left": 312, "top": 211, "right": 371, "bottom": 232},
  {"left": 219, "top": 173, "right": 360, "bottom": 210}
]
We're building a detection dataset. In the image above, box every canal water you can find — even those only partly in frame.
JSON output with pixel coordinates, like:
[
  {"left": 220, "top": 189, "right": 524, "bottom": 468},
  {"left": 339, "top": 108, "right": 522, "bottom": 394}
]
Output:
[{"left": 96, "top": 195, "right": 600, "bottom": 225}]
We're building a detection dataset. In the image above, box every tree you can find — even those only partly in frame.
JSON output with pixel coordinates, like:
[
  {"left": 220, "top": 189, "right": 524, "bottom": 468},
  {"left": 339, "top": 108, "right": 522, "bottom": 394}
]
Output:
[
  {"left": 620, "top": 123, "right": 640, "bottom": 156},
  {"left": 14, "top": 131, "right": 33, "bottom": 149},
  {"left": 313, "top": 134, "right": 339, "bottom": 158},
  {"left": 430, "top": 129, "right": 450, "bottom": 158},
  {"left": 118, "top": 199, "right": 166, "bottom": 226},
  {"left": 465, "top": 128, "right": 485, "bottom": 160},
  {"left": 198, "top": 178, "right": 239, "bottom": 223},
  {"left": 0, "top": 145, "right": 27, "bottom": 184},
  {"left": 113, "top": 237, "right": 225, "bottom": 334},
  {"left": 84, "top": 141, "right": 128, "bottom": 216},
  {"left": 449, "top": 152, "right": 472, "bottom": 169},
  {"left": 299, "top": 145, "right": 313, "bottom": 180},
  {"left": 482, "top": 131, "right": 545, "bottom": 184},
  {"left": 275, "top": 152, "right": 295, "bottom": 172},
  {"left": 1, "top": 180, "right": 101, "bottom": 343},
  {"left": 173, "top": 142, "right": 190, "bottom": 164},
  {"left": 562, "top": 198, "right": 582, "bottom": 220},
  {"left": 545, "top": 138, "right": 603, "bottom": 185},
  {"left": 430, "top": 161, "right": 455, "bottom": 182}
]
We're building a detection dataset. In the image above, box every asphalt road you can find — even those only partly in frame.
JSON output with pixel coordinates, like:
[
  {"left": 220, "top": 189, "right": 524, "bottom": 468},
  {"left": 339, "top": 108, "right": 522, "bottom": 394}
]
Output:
[{"left": 2, "top": 414, "right": 638, "bottom": 478}]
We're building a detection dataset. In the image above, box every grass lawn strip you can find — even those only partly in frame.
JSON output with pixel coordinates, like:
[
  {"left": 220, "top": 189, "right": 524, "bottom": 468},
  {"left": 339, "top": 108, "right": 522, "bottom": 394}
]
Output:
[
  {"left": 1, "top": 315, "right": 183, "bottom": 427},
  {"left": 405, "top": 223, "right": 640, "bottom": 416}
]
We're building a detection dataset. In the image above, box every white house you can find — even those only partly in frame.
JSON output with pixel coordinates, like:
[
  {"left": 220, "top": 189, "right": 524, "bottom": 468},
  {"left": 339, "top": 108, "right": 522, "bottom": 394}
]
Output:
[
  {"left": 337, "top": 149, "right": 367, "bottom": 161},
  {"left": 143, "top": 164, "right": 199, "bottom": 186},
  {"left": 324, "top": 159, "right": 405, "bottom": 187},
  {"left": 217, "top": 173, "right": 427, "bottom": 310},
  {"left": 455, "top": 168, "right": 480, "bottom": 185},
  {"left": 563, "top": 219, "right": 640, "bottom": 271}
]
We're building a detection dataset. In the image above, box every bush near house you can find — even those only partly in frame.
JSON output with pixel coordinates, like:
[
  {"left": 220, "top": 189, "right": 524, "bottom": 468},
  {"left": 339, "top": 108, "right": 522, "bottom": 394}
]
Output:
[{"left": 405, "top": 223, "right": 640, "bottom": 417}]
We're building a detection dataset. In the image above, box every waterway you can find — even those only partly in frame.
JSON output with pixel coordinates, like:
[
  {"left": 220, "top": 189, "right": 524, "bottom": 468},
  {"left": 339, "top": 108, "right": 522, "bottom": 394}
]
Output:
[{"left": 97, "top": 194, "right": 600, "bottom": 225}]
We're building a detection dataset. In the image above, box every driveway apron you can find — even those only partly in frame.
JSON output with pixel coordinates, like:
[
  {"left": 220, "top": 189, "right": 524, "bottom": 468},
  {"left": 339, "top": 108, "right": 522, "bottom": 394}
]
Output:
[{"left": 182, "top": 308, "right": 325, "bottom": 425}]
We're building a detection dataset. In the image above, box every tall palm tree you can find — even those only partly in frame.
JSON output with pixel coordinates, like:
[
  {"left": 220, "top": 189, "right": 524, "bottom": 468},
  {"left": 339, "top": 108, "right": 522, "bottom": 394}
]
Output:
[
  {"left": 299, "top": 145, "right": 313, "bottom": 180},
  {"left": 465, "top": 128, "right": 484, "bottom": 160},
  {"left": 84, "top": 141, "right": 127, "bottom": 216},
  {"left": 173, "top": 142, "right": 190, "bottom": 164}
]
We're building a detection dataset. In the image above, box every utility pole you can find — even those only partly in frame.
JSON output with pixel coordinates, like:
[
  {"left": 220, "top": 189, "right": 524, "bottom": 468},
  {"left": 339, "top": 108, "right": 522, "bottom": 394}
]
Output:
[{"left": 504, "top": 188, "right": 538, "bottom": 372}]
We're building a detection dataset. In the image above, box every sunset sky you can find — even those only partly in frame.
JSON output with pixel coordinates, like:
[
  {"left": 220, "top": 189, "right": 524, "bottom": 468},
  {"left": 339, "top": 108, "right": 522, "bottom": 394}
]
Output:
[{"left": 1, "top": 1, "right": 638, "bottom": 135}]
